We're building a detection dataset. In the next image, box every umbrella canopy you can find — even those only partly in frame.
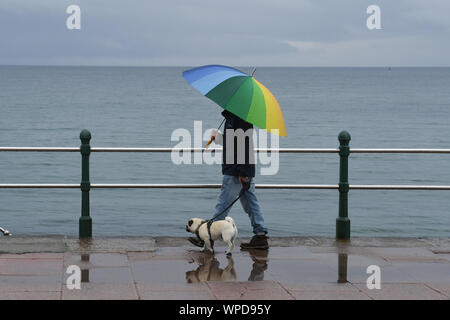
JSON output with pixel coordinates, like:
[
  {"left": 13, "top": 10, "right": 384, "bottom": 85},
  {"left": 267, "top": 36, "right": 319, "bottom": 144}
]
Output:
[{"left": 182, "top": 65, "right": 286, "bottom": 136}]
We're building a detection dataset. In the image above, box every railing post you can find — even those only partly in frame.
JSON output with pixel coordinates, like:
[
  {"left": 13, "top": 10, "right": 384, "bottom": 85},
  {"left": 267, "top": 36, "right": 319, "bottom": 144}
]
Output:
[
  {"left": 336, "top": 130, "right": 351, "bottom": 240},
  {"left": 79, "top": 129, "right": 92, "bottom": 238}
]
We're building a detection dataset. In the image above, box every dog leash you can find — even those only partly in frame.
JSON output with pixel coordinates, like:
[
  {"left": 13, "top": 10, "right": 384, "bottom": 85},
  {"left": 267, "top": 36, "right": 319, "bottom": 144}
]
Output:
[
  {"left": 210, "top": 187, "right": 246, "bottom": 221},
  {"left": 210, "top": 177, "right": 251, "bottom": 221}
]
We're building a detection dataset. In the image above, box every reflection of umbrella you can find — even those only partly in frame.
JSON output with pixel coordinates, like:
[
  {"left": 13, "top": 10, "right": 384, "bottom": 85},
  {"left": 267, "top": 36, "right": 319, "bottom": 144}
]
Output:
[{"left": 182, "top": 65, "right": 287, "bottom": 137}]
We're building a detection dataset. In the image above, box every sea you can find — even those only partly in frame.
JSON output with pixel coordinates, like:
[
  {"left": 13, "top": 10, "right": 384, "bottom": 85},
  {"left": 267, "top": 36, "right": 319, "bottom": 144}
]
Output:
[{"left": 0, "top": 66, "right": 449, "bottom": 237}]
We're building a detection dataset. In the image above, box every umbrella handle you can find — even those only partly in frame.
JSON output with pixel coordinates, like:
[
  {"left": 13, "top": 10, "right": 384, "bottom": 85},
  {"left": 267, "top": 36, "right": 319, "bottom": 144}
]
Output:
[
  {"left": 205, "top": 118, "right": 225, "bottom": 148},
  {"left": 205, "top": 136, "right": 215, "bottom": 149}
]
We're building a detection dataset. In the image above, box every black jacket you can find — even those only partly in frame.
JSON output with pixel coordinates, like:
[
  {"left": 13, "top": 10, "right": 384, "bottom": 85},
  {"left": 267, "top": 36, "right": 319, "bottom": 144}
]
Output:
[{"left": 221, "top": 110, "right": 255, "bottom": 177}]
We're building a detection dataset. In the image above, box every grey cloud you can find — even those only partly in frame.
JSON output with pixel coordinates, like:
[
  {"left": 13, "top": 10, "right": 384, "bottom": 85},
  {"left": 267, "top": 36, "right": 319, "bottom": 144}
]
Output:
[{"left": 1, "top": 0, "right": 450, "bottom": 66}]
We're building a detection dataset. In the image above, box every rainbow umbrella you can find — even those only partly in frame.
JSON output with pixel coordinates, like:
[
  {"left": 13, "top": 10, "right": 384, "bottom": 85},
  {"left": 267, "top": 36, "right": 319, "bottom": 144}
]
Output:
[{"left": 182, "top": 65, "right": 286, "bottom": 137}]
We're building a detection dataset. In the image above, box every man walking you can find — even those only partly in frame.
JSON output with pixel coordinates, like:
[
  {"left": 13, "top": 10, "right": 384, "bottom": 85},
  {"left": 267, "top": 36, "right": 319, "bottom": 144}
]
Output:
[{"left": 188, "top": 110, "right": 269, "bottom": 250}]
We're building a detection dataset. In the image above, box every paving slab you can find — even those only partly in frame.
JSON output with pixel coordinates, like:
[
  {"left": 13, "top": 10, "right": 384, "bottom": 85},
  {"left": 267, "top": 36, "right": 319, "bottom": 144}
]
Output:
[
  {"left": 354, "top": 283, "right": 448, "bottom": 300},
  {"left": 267, "top": 259, "right": 337, "bottom": 283},
  {"left": 425, "top": 284, "right": 450, "bottom": 298},
  {"left": 389, "top": 262, "right": 450, "bottom": 284},
  {"left": 344, "top": 265, "right": 418, "bottom": 283},
  {"left": 0, "top": 291, "right": 61, "bottom": 300},
  {"left": 137, "top": 283, "right": 213, "bottom": 300},
  {"left": 64, "top": 253, "right": 130, "bottom": 268},
  {"left": 287, "top": 289, "right": 370, "bottom": 300},
  {"left": 0, "top": 257, "right": 63, "bottom": 276},
  {"left": 0, "top": 275, "right": 62, "bottom": 292},
  {"left": 207, "top": 280, "right": 293, "bottom": 300},
  {"left": 62, "top": 283, "right": 138, "bottom": 300}
]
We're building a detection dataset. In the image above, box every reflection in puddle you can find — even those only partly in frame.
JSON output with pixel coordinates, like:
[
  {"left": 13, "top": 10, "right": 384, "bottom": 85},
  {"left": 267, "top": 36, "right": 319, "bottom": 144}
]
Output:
[
  {"left": 248, "top": 250, "right": 268, "bottom": 281},
  {"left": 186, "top": 250, "right": 268, "bottom": 283},
  {"left": 338, "top": 253, "right": 348, "bottom": 283},
  {"left": 81, "top": 254, "right": 90, "bottom": 283},
  {"left": 186, "top": 255, "right": 236, "bottom": 283}
]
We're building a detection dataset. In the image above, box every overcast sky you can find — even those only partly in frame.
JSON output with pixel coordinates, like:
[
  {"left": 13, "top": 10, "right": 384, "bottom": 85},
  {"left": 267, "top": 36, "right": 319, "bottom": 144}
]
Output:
[{"left": 1, "top": 0, "right": 450, "bottom": 66}]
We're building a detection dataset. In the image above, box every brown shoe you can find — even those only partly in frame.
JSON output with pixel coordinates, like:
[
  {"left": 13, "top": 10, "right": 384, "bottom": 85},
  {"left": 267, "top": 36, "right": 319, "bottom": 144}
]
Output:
[{"left": 240, "top": 235, "right": 269, "bottom": 250}]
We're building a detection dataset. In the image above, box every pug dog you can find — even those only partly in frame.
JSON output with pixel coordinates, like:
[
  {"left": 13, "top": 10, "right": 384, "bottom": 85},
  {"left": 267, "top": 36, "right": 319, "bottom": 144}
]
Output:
[{"left": 186, "top": 217, "right": 238, "bottom": 255}]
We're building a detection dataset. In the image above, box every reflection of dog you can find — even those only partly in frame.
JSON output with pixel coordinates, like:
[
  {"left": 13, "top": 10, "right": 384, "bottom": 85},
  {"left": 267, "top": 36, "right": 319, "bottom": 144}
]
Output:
[
  {"left": 185, "top": 217, "right": 238, "bottom": 254},
  {"left": 0, "top": 227, "right": 11, "bottom": 236},
  {"left": 186, "top": 254, "right": 236, "bottom": 283}
]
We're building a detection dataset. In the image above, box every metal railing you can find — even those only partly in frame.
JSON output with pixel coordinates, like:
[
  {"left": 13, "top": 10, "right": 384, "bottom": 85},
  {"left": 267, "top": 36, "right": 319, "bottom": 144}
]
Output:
[{"left": 1, "top": 129, "right": 449, "bottom": 239}]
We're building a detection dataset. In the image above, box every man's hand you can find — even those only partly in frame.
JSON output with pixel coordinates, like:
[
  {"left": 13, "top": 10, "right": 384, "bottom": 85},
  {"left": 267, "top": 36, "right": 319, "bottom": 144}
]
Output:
[
  {"left": 239, "top": 176, "right": 249, "bottom": 183},
  {"left": 206, "top": 130, "right": 220, "bottom": 148},
  {"left": 210, "top": 129, "right": 219, "bottom": 141},
  {"left": 239, "top": 176, "right": 251, "bottom": 190}
]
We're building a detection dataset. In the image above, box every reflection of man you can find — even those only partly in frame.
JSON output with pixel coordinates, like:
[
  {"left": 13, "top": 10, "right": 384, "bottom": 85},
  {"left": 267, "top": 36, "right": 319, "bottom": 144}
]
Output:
[
  {"left": 247, "top": 249, "right": 268, "bottom": 281},
  {"left": 188, "top": 110, "right": 269, "bottom": 250}
]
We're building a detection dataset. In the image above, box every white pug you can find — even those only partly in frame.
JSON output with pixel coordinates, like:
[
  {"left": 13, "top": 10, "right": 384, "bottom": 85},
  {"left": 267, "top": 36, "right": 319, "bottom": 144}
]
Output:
[{"left": 186, "top": 217, "right": 238, "bottom": 255}]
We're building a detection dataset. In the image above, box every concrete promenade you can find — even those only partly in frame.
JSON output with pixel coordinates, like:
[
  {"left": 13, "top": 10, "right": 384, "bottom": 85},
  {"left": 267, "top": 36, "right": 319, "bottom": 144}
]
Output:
[{"left": 0, "top": 236, "right": 449, "bottom": 300}]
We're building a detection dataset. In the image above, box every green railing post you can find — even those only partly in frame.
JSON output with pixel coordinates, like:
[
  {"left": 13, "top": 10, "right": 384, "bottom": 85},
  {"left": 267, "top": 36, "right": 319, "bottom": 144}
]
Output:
[
  {"left": 79, "top": 129, "right": 92, "bottom": 238},
  {"left": 336, "top": 130, "right": 351, "bottom": 240}
]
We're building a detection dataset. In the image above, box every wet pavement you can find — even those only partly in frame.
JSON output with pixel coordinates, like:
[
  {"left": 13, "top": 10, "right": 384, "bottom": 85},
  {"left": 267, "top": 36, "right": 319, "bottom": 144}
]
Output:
[{"left": 0, "top": 236, "right": 449, "bottom": 300}]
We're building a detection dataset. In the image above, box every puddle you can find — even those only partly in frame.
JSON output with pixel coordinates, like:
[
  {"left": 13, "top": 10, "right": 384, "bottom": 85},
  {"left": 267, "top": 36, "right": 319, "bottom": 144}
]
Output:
[
  {"left": 62, "top": 247, "right": 423, "bottom": 286},
  {"left": 62, "top": 248, "right": 351, "bottom": 285},
  {"left": 64, "top": 253, "right": 133, "bottom": 284}
]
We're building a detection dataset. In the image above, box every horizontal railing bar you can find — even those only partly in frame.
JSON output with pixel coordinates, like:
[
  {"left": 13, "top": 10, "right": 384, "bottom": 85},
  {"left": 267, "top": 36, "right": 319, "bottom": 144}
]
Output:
[
  {"left": 0, "top": 184, "right": 80, "bottom": 188},
  {"left": 0, "top": 147, "right": 80, "bottom": 152},
  {"left": 1, "top": 184, "right": 450, "bottom": 190},
  {"left": 90, "top": 147, "right": 341, "bottom": 153},
  {"left": 351, "top": 148, "right": 450, "bottom": 154},
  {"left": 90, "top": 184, "right": 340, "bottom": 189},
  {"left": 2, "top": 147, "right": 450, "bottom": 153},
  {"left": 0, "top": 183, "right": 338, "bottom": 189},
  {"left": 0, "top": 147, "right": 339, "bottom": 153},
  {"left": 350, "top": 185, "right": 450, "bottom": 190}
]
